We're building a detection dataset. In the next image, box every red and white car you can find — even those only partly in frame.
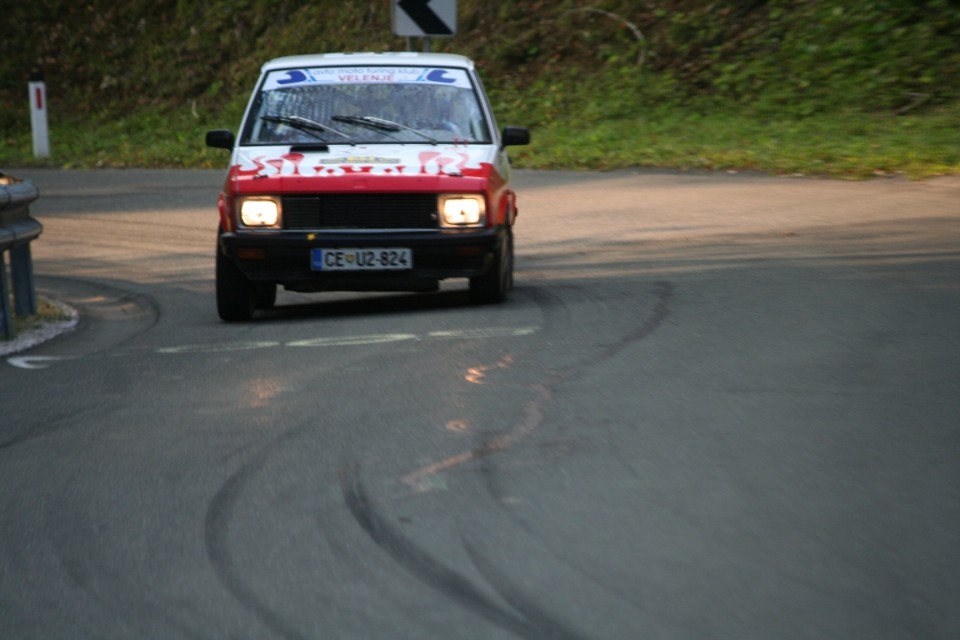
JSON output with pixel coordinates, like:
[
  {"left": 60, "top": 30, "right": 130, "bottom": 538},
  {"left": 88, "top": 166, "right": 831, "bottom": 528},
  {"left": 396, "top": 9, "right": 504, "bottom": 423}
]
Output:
[{"left": 206, "top": 52, "right": 530, "bottom": 321}]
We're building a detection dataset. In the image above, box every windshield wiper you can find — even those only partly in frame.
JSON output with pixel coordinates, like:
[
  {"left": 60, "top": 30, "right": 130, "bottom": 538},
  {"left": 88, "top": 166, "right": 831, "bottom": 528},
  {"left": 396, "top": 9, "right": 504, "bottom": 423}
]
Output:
[
  {"left": 332, "top": 115, "right": 400, "bottom": 131},
  {"left": 260, "top": 114, "right": 351, "bottom": 141},
  {"left": 332, "top": 115, "right": 437, "bottom": 144}
]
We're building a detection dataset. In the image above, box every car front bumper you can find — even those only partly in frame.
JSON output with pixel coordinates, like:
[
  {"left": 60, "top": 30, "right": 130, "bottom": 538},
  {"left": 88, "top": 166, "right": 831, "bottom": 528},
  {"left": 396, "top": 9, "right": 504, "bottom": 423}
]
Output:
[{"left": 219, "top": 227, "right": 504, "bottom": 292}]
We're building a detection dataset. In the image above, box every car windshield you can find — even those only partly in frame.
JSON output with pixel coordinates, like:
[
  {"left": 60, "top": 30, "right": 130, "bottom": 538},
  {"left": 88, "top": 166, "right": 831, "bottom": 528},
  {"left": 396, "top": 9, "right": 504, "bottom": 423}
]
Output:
[{"left": 242, "top": 66, "right": 491, "bottom": 145}]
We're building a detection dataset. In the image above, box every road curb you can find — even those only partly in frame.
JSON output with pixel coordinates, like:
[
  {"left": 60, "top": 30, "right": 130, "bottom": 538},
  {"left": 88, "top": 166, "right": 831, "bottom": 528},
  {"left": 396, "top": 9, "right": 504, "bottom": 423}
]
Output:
[{"left": 0, "top": 298, "right": 79, "bottom": 357}]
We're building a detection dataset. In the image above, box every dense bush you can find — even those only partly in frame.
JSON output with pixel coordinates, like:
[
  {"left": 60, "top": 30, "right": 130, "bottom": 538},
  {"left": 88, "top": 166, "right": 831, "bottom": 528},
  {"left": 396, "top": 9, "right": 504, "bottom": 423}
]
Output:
[{"left": 2, "top": 0, "right": 957, "bottom": 122}]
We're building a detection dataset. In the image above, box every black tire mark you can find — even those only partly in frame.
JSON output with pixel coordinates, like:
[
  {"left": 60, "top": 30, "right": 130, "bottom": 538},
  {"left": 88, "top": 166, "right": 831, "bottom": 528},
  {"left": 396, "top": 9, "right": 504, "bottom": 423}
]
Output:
[
  {"left": 0, "top": 406, "right": 107, "bottom": 452},
  {"left": 461, "top": 539, "right": 592, "bottom": 640},
  {"left": 40, "top": 274, "right": 162, "bottom": 345},
  {"left": 402, "top": 282, "right": 674, "bottom": 490},
  {"left": 341, "top": 465, "right": 588, "bottom": 640},
  {"left": 37, "top": 466, "right": 209, "bottom": 639},
  {"left": 348, "top": 283, "right": 674, "bottom": 637},
  {"left": 468, "top": 281, "right": 675, "bottom": 614},
  {"left": 204, "top": 439, "right": 310, "bottom": 640},
  {"left": 465, "top": 280, "right": 674, "bottom": 468},
  {"left": 533, "top": 280, "right": 674, "bottom": 387},
  {"left": 476, "top": 449, "right": 650, "bottom": 619},
  {"left": 512, "top": 281, "right": 674, "bottom": 451}
]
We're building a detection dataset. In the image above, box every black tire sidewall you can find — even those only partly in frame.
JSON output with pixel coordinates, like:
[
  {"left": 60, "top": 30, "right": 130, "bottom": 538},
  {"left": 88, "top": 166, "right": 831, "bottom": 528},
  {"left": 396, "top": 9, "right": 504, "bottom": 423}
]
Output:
[{"left": 215, "top": 243, "right": 256, "bottom": 321}]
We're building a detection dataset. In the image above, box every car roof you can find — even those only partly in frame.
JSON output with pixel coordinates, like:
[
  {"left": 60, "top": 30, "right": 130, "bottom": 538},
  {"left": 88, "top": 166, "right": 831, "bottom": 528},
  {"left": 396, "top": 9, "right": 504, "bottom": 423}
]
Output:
[{"left": 260, "top": 52, "right": 476, "bottom": 72}]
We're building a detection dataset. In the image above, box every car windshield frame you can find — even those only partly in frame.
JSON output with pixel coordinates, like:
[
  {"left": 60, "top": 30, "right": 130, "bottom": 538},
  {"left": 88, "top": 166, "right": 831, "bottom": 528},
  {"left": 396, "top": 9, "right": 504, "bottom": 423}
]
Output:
[{"left": 240, "top": 64, "right": 494, "bottom": 146}]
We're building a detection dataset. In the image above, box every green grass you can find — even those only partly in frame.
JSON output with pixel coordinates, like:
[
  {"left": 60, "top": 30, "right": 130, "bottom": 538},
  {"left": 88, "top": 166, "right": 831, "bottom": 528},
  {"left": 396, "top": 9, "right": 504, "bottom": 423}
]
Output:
[
  {"left": 0, "top": 103, "right": 243, "bottom": 170},
  {"left": 2, "top": 297, "right": 72, "bottom": 342},
  {"left": 510, "top": 104, "right": 960, "bottom": 179},
  {"left": 2, "top": 99, "right": 957, "bottom": 179}
]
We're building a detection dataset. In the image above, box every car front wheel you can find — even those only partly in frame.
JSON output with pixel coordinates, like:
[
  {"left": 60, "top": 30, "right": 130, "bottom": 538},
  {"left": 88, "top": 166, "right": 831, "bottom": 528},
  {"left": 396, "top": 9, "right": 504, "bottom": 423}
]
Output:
[
  {"left": 216, "top": 245, "right": 257, "bottom": 321},
  {"left": 469, "top": 227, "right": 513, "bottom": 304}
]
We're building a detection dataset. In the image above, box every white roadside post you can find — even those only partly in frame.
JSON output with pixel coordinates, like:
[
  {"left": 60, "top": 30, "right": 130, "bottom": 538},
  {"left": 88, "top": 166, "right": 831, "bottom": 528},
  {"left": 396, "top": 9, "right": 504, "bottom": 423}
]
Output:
[{"left": 28, "top": 73, "right": 50, "bottom": 159}]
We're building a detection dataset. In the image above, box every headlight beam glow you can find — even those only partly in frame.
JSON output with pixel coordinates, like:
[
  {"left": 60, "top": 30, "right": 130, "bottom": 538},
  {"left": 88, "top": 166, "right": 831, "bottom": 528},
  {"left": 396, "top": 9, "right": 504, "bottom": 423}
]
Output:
[
  {"left": 239, "top": 198, "right": 281, "bottom": 227},
  {"left": 439, "top": 195, "right": 485, "bottom": 227}
]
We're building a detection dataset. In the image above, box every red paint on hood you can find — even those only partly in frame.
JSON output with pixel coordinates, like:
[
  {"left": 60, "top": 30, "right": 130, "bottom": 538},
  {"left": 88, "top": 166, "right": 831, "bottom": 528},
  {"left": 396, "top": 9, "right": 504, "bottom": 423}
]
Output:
[{"left": 230, "top": 150, "right": 497, "bottom": 195}]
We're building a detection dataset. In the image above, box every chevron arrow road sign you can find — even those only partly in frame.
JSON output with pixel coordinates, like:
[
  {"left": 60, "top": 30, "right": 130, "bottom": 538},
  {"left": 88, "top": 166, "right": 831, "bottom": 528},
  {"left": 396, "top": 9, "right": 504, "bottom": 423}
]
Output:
[{"left": 392, "top": 0, "right": 456, "bottom": 37}]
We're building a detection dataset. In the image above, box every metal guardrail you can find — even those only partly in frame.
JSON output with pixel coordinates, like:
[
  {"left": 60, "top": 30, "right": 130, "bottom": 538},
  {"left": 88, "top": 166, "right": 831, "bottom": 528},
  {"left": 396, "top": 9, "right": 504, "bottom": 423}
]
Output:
[{"left": 0, "top": 172, "right": 43, "bottom": 340}]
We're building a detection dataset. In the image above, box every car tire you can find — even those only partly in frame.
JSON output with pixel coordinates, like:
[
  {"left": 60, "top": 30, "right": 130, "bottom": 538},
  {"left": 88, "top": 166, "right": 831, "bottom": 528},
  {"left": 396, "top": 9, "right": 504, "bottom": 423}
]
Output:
[
  {"left": 254, "top": 282, "right": 277, "bottom": 310},
  {"left": 216, "top": 245, "right": 256, "bottom": 321},
  {"left": 470, "top": 227, "right": 513, "bottom": 304}
]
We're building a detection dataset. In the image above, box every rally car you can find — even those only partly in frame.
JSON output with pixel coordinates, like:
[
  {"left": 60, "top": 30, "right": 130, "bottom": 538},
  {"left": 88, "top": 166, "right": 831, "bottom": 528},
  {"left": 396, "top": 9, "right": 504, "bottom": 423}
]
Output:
[{"left": 206, "top": 52, "right": 530, "bottom": 321}]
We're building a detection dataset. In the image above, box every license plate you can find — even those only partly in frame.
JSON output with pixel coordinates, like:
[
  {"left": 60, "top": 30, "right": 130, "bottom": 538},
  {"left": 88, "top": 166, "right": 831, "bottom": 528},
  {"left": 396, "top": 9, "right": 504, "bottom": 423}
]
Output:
[{"left": 311, "top": 248, "right": 412, "bottom": 271}]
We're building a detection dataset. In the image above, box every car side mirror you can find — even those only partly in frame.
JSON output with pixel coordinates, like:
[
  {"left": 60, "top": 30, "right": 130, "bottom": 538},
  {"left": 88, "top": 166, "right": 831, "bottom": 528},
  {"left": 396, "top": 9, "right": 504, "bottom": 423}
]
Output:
[
  {"left": 501, "top": 126, "right": 530, "bottom": 147},
  {"left": 206, "top": 129, "right": 235, "bottom": 150}
]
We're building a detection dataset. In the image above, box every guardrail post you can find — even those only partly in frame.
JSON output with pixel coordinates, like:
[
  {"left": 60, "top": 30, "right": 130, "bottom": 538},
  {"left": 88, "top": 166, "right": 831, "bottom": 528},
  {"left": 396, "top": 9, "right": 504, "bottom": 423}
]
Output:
[
  {"left": 0, "top": 172, "right": 43, "bottom": 340},
  {"left": 0, "top": 253, "right": 13, "bottom": 339},
  {"left": 11, "top": 244, "right": 37, "bottom": 316}
]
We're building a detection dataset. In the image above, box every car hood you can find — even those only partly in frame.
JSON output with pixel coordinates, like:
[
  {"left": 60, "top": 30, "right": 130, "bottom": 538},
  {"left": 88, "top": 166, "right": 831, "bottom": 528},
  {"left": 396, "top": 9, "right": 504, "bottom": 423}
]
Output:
[{"left": 229, "top": 143, "right": 500, "bottom": 194}]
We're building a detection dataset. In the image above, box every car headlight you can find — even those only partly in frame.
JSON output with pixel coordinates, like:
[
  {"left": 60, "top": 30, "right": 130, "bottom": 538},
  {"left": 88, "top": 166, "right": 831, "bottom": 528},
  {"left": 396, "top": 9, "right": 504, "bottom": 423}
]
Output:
[
  {"left": 239, "top": 197, "right": 281, "bottom": 227},
  {"left": 439, "top": 195, "right": 485, "bottom": 227}
]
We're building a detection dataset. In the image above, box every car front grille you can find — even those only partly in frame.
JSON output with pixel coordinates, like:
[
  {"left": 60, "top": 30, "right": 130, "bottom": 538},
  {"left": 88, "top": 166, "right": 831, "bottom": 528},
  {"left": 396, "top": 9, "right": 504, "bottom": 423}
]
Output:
[{"left": 282, "top": 194, "right": 439, "bottom": 230}]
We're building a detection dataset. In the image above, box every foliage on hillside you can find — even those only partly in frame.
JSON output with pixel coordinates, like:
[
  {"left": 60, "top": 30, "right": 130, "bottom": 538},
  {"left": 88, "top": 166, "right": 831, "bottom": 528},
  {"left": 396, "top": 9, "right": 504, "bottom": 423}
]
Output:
[
  {"left": 1, "top": 0, "right": 958, "bottom": 175},
  {"left": 3, "top": 0, "right": 958, "bottom": 116}
]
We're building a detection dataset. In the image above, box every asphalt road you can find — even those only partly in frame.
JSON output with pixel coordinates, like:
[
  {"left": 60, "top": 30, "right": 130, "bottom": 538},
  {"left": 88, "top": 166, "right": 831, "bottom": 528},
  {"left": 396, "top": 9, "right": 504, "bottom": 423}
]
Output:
[{"left": 1, "top": 168, "right": 959, "bottom": 639}]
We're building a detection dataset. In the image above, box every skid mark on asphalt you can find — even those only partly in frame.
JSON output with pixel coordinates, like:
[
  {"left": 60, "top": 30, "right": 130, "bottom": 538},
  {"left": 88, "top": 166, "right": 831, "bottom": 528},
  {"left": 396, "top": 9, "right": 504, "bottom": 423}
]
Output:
[
  {"left": 400, "top": 281, "right": 675, "bottom": 493},
  {"left": 340, "top": 465, "right": 590, "bottom": 640},
  {"left": 204, "top": 425, "right": 316, "bottom": 640},
  {"left": 337, "top": 282, "right": 675, "bottom": 635}
]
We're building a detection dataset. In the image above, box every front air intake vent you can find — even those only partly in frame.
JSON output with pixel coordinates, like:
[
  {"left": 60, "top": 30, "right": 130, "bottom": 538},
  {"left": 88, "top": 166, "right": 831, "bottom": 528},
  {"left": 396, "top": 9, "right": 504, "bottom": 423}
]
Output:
[{"left": 283, "top": 194, "right": 438, "bottom": 229}]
